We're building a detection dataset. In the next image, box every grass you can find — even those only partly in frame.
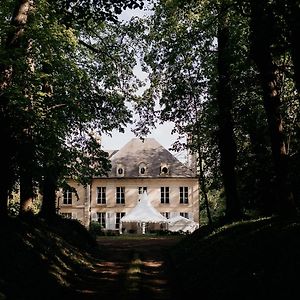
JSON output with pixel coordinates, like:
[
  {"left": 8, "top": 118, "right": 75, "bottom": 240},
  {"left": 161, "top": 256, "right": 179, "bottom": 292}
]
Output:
[
  {"left": 0, "top": 215, "right": 98, "bottom": 299},
  {"left": 2, "top": 214, "right": 300, "bottom": 300},
  {"left": 168, "top": 216, "right": 300, "bottom": 299}
]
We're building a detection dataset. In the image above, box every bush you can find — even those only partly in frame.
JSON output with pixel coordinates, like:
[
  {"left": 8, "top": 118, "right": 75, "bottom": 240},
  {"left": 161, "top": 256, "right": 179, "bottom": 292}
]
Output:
[{"left": 89, "top": 221, "right": 103, "bottom": 237}]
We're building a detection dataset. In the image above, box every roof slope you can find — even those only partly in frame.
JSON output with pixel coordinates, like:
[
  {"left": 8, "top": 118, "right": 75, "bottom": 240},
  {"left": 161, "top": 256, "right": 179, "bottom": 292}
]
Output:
[
  {"left": 108, "top": 138, "right": 195, "bottom": 178},
  {"left": 121, "top": 192, "right": 168, "bottom": 223}
]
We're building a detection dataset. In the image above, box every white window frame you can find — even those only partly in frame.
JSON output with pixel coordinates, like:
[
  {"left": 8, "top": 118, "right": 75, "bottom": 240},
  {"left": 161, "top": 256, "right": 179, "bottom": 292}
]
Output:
[
  {"left": 161, "top": 187, "right": 170, "bottom": 204},
  {"left": 179, "top": 186, "right": 189, "bottom": 204},
  {"left": 116, "top": 187, "right": 125, "bottom": 204},
  {"left": 138, "top": 186, "right": 147, "bottom": 194},
  {"left": 180, "top": 212, "right": 189, "bottom": 219},
  {"left": 116, "top": 212, "right": 125, "bottom": 229},
  {"left": 97, "top": 187, "right": 106, "bottom": 204},
  {"left": 97, "top": 212, "right": 106, "bottom": 229},
  {"left": 63, "top": 190, "right": 72, "bottom": 205}
]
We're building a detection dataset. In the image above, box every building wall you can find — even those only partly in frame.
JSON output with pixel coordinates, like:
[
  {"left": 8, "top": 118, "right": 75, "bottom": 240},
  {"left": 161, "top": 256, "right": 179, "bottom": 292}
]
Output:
[{"left": 57, "top": 177, "right": 199, "bottom": 229}]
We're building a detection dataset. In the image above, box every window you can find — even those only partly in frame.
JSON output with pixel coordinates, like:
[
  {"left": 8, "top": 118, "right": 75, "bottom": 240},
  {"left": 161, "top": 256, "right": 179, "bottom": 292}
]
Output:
[
  {"left": 63, "top": 190, "right": 72, "bottom": 205},
  {"left": 139, "top": 163, "right": 147, "bottom": 175},
  {"left": 116, "top": 164, "right": 125, "bottom": 177},
  {"left": 180, "top": 212, "right": 189, "bottom": 219},
  {"left": 161, "top": 212, "right": 170, "bottom": 219},
  {"left": 160, "top": 163, "right": 169, "bottom": 175},
  {"left": 138, "top": 186, "right": 147, "bottom": 194},
  {"left": 161, "top": 187, "right": 170, "bottom": 204},
  {"left": 116, "top": 212, "right": 125, "bottom": 229},
  {"left": 180, "top": 187, "right": 189, "bottom": 204},
  {"left": 61, "top": 212, "right": 72, "bottom": 219},
  {"left": 97, "top": 212, "right": 106, "bottom": 229},
  {"left": 97, "top": 187, "right": 106, "bottom": 204},
  {"left": 116, "top": 187, "right": 125, "bottom": 204}
]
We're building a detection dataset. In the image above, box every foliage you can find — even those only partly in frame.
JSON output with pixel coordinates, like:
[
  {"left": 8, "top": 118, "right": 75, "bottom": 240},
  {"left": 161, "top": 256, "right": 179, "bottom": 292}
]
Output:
[
  {"left": 132, "top": 0, "right": 300, "bottom": 221},
  {"left": 0, "top": 0, "right": 148, "bottom": 216}
]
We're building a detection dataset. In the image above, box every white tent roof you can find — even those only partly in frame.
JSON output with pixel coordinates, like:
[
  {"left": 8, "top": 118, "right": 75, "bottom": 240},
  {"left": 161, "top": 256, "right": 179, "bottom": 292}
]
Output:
[
  {"left": 167, "top": 215, "right": 199, "bottom": 233},
  {"left": 121, "top": 191, "right": 168, "bottom": 224}
]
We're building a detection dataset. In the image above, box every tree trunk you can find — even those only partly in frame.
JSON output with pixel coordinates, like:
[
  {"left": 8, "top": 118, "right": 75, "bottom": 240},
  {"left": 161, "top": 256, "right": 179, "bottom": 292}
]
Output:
[
  {"left": 216, "top": 6, "right": 241, "bottom": 222},
  {"left": 198, "top": 150, "right": 213, "bottom": 227},
  {"left": 39, "top": 171, "right": 58, "bottom": 220},
  {"left": 287, "top": 2, "right": 300, "bottom": 93},
  {"left": 249, "top": 0, "right": 296, "bottom": 217},
  {"left": 0, "top": 0, "right": 32, "bottom": 217}
]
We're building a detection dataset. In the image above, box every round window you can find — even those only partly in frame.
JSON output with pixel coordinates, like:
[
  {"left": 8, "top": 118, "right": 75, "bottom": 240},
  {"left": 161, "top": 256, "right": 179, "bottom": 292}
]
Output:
[
  {"left": 118, "top": 168, "right": 123, "bottom": 175},
  {"left": 161, "top": 167, "right": 168, "bottom": 174}
]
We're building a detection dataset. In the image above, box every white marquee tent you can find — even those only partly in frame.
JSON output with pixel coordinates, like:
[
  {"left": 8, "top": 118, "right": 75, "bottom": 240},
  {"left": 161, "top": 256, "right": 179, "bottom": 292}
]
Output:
[
  {"left": 120, "top": 191, "right": 168, "bottom": 234},
  {"left": 167, "top": 215, "right": 199, "bottom": 233}
]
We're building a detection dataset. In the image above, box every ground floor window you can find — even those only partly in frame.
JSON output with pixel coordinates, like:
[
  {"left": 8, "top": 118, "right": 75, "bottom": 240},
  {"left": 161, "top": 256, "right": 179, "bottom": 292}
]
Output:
[
  {"left": 97, "top": 212, "right": 106, "bottom": 229},
  {"left": 61, "top": 212, "right": 72, "bottom": 219},
  {"left": 180, "top": 212, "right": 189, "bottom": 219},
  {"left": 138, "top": 186, "right": 147, "bottom": 194},
  {"left": 116, "top": 212, "right": 125, "bottom": 229},
  {"left": 161, "top": 212, "right": 170, "bottom": 219}
]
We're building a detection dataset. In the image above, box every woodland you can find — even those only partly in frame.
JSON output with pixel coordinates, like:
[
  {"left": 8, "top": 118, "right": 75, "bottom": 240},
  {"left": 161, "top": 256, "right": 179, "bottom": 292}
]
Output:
[
  {"left": 1, "top": 0, "right": 300, "bottom": 299},
  {"left": 1, "top": 0, "right": 300, "bottom": 224}
]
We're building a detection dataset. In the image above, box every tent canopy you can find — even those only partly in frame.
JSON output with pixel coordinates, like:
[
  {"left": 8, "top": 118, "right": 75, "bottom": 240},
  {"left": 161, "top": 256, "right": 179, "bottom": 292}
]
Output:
[
  {"left": 167, "top": 215, "right": 199, "bottom": 233},
  {"left": 121, "top": 191, "right": 168, "bottom": 224}
]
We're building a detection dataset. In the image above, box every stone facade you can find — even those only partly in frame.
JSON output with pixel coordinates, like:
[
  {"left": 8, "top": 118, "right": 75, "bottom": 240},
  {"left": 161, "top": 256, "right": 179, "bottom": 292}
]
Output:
[{"left": 57, "top": 138, "right": 199, "bottom": 229}]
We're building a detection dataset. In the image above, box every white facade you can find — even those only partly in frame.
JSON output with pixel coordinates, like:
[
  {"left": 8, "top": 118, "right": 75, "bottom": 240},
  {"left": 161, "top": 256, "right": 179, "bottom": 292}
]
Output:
[{"left": 57, "top": 138, "right": 199, "bottom": 230}]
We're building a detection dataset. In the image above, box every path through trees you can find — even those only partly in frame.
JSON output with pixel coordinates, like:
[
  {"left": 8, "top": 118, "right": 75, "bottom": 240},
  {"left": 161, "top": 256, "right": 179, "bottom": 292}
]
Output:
[{"left": 68, "top": 236, "right": 181, "bottom": 300}]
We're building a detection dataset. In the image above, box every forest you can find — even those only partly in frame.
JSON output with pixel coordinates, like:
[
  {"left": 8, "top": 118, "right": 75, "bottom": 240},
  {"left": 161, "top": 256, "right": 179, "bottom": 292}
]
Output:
[
  {"left": 1, "top": 0, "right": 300, "bottom": 223},
  {"left": 1, "top": 0, "right": 300, "bottom": 299}
]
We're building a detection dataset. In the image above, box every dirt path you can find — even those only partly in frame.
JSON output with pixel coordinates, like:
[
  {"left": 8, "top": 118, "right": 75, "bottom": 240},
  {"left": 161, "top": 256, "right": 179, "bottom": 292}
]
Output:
[{"left": 70, "top": 236, "right": 181, "bottom": 300}]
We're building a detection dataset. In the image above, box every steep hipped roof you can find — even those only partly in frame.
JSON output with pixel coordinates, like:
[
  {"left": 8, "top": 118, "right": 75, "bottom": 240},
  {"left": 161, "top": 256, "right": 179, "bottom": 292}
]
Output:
[
  {"left": 108, "top": 138, "right": 195, "bottom": 178},
  {"left": 121, "top": 192, "right": 168, "bottom": 224}
]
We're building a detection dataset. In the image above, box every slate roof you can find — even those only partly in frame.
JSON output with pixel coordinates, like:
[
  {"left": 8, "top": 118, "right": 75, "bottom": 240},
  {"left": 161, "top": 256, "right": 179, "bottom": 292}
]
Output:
[{"left": 107, "top": 138, "right": 195, "bottom": 178}]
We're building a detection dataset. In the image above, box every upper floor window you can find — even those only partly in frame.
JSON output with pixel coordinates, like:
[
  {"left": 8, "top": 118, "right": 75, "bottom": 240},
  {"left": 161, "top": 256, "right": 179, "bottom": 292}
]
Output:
[
  {"left": 97, "top": 187, "right": 106, "bottom": 204},
  {"left": 63, "top": 190, "right": 72, "bottom": 205},
  {"left": 138, "top": 186, "right": 147, "bottom": 194},
  {"left": 179, "top": 187, "right": 189, "bottom": 204},
  {"left": 139, "top": 163, "right": 147, "bottom": 175},
  {"left": 161, "top": 187, "right": 170, "bottom": 204},
  {"left": 116, "top": 187, "right": 125, "bottom": 204}
]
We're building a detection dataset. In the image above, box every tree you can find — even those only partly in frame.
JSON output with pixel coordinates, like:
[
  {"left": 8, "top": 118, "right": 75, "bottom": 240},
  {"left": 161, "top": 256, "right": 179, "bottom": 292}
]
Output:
[
  {"left": 0, "top": 0, "right": 145, "bottom": 218},
  {"left": 249, "top": 0, "right": 296, "bottom": 216},
  {"left": 216, "top": 2, "right": 241, "bottom": 221}
]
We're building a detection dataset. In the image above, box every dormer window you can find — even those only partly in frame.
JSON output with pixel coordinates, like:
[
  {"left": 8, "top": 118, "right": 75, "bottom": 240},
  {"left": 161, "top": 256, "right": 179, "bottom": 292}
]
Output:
[
  {"left": 160, "top": 163, "right": 169, "bottom": 175},
  {"left": 139, "top": 163, "right": 147, "bottom": 176},
  {"left": 116, "top": 163, "right": 125, "bottom": 177}
]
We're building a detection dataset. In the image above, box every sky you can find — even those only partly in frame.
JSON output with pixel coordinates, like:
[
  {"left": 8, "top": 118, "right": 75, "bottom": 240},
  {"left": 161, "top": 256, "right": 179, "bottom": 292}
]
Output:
[{"left": 101, "top": 5, "right": 186, "bottom": 161}]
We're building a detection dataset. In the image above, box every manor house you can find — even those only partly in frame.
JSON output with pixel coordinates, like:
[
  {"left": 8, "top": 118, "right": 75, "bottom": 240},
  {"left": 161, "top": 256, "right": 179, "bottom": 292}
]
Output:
[{"left": 56, "top": 138, "right": 199, "bottom": 230}]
